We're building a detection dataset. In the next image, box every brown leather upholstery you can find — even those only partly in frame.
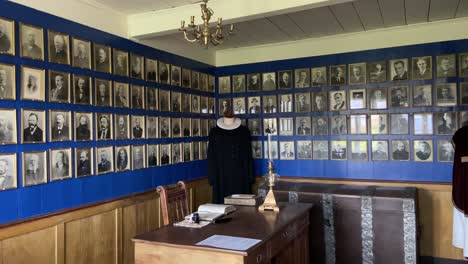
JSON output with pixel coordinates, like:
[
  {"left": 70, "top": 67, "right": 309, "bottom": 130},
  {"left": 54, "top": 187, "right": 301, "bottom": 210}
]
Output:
[{"left": 157, "top": 181, "right": 190, "bottom": 226}]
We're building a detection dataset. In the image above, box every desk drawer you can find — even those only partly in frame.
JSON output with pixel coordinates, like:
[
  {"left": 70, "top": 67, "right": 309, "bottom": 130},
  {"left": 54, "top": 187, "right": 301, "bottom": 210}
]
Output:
[
  {"left": 245, "top": 242, "right": 268, "bottom": 264},
  {"left": 269, "top": 211, "right": 309, "bottom": 258}
]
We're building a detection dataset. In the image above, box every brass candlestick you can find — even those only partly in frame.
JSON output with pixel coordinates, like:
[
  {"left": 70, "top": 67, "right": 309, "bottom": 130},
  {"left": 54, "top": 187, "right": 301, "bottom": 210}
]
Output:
[{"left": 259, "top": 160, "right": 280, "bottom": 212}]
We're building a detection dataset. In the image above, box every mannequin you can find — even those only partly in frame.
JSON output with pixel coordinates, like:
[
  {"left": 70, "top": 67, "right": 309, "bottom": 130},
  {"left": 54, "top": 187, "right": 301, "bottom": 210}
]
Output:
[{"left": 208, "top": 110, "right": 254, "bottom": 203}]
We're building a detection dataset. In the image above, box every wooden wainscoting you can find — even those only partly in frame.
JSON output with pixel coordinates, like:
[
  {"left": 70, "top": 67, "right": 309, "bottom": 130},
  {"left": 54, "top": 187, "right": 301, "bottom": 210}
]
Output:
[{"left": 0, "top": 178, "right": 212, "bottom": 264}]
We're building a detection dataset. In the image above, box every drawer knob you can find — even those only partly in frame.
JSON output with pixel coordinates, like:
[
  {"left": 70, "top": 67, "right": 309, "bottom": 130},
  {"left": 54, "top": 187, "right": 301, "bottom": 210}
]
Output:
[{"left": 256, "top": 254, "right": 263, "bottom": 263}]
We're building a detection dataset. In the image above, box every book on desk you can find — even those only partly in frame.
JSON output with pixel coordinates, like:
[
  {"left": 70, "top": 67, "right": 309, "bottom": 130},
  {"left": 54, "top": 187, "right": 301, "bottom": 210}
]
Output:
[{"left": 186, "top": 203, "right": 236, "bottom": 222}]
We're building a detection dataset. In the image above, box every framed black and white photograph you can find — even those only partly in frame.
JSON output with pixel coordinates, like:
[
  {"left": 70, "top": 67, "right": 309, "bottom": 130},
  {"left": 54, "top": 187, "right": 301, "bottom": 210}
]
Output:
[
  {"left": 369, "top": 87, "right": 387, "bottom": 110},
  {"left": 48, "top": 30, "right": 69, "bottom": 65},
  {"left": 312, "top": 116, "right": 328, "bottom": 136},
  {"left": 170, "top": 65, "right": 181, "bottom": 86},
  {"left": 278, "top": 70, "right": 292, "bottom": 89},
  {"left": 389, "top": 58, "right": 409, "bottom": 81},
  {"left": 313, "top": 140, "right": 329, "bottom": 160},
  {"left": 180, "top": 93, "right": 190, "bottom": 113},
  {"left": 436, "top": 112, "right": 457, "bottom": 135},
  {"left": 21, "top": 109, "right": 45, "bottom": 143},
  {"left": 74, "top": 112, "right": 93, "bottom": 141},
  {"left": 348, "top": 62, "right": 366, "bottom": 85},
  {"left": 0, "top": 63, "right": 15, "bottom": 100},
  {"left": 131, "top": 115, "right": 145, "bottom": 139},
  {"left": 49, "top": 70, "right": 70, "bottom": 103},
  {"left": 146, "top": 116, "right": 158, "bottom": 139},
  {"left": 218, "top": 76, "right": 231, "bottom": 94},
  {"left": 349, "top": 114, "right": 367, "bottom": 135},
  {"left": 160, "top": 117, "right": 171, "bottom": 138},
  {"left": 160, "top": 144, "right": 171, "bottom": 166},
  {"left": 312, "top": 92, "right": 328, "bottom": 112},
  {"left": 183, "top": 142, "right": 191, "bottom": 162},
  {"left": 96, "top": 146, "right": 114, "bottom": 174},
  {"left": 171, "top": 117, "right": 181, "bottom": 138},
  {"left": 115, "top": 114, "right": 129, "bottom": 140},
  {"left": 192, "top": 142, "right": 200, "bottom": 161},
  {"left": 158, "top": 61, "right": 169, "bottom": 84},
  {"left": 367, "top": 61, "right": 387, "bottom": 83},
  {"left": 0, "top": 153, "right": 16, "bottom": 191},
  {"left": 130, "top": 54, "right": 144, "bottom": 80},
  {"left": 73, "top": 74, "right": 91, "bottom": 105},
  {"left": 49, "top": 148, "right": 72, "bottom": 181},
  {"left": 371, "top": 140, "right": 389, "bottom": 161},
  {"left": 330, "top": 115, "right": 347, "bottom": 135},
  {"left": 295, "top": 116, "right": 311, "bottom": 136},
  {"left": 296, "top": 141, "right": 312, "bottom": 160},
  {"left": 0, "top": 108, "right": 16, "bottom": 144},
  {"left": 72, "top": 37, "right": 91, "bottom": 69},
  {"left": 233, "top": 97, "right": 246, "bottom": 114},
  {"left": 95, "top": 79, "right": 112, "bottom": 107},
  {"left": 370, "top": 114, "right": 388, "bottom": 135},
  {"left": 295, "top": 68, "right": 310, "bottom": 88},
  {"left": 21, "top": 66, "right": 45, "bottom": 101},
  {"left": 182, "top": 118, "right": 191, "bottom": 137},
  {"left": 199, "top": 73, "right": 208, "bottom": 91},
  {"left": 131, "top": 85, "right": 145, "bottom": 109},
  {"left": 262, "top": 72, "right": 276, "bottom": 91},
  {"left": 232, "top": 74, "right": 245, "bottom": 93},
  {"left": 219, "top": 98, "right": 231, "bottom": 116},
  {"left": 436, "top": 54, "right": 456, "bottom": 78},
  {"left": 460, "top": 53, "right": 468, "bottom": 77},
  {"left": 412, "top": 56, "right": 432, "bottom": 80},
  {"left": 132, "top": 145, "right": 146, "bottom": 170},
  {"left": 49, "top": 110, "right": 71, "bottom": 142},
  {"left": 391, "top": 140, "right": 410, "bottom": 161},
  {"left": 146, "top": 87, "right": 157, "bottom": 111},
  {"left": 263, "top": 95, "right": 277, "bottom": 113},
  {"left": 96, "top": 113, "right": 113, "bottom": 140},
  {"left": 461, "top": 83, "right": 468, "bottom": 106},
  {"left": 208, "top": 75, "right": 215, "bottom": 92},
  {"left": 75, "top": 147, "right": 93, "bottom": 178},
  {"left": 172, "top": 143, "right": 182, "bottom": 164},
  {"left": 145, "top": 58, "right": 158, "bottom": 82},
  {"left": 461, "top": 111, "right": 468, "bottom": 127},
  {"left": 414, "top": 140, "right": 433, "bottom": 162},
  {"left": 350, "top": 140, "right": 368, "bottom": 161},
  {"left": 20, "top": 23, "right": 43, "bottom": 60},
  {"left": 349, "top": 88, "right": 366, "bottom": 110},
  {"left": 147, "top": 144, "right": 159, "bottom": 167},
  {"left": 263, "top": 140, "right": 278, "bottom": 160},
  {"left": 413, "top": 84, "right": 432, "bottom": 107},
  {"left": 209, "top": 97, "right": 216, "bottom": 114},
  {"left": 413, "top": 113, "right": 433, "bottom": 135},
  {"left": 22, "top": 151, "right": 47, "bottom": 187},
  {"left": 435, "top": 83, "right": 457, "bottom": 107},
  {"left": 295, "top": 92, "right": 311, "bottom": 113},
  {"left": 438, "top": 139, "right": 454, "bottom": 162},
  {"left": 247, "top": 96, "right": 260, "bottom": 114},
  {"left": 279, "top": 94, "right": 293, "bottom": 113},
  {"left": 247, "top": 73, "right": 261, "bottom": 92},
  {"left": 200, "top": 119, "right": 208, "bottom": 137},
  {"left": 311, "top": 67, "right": 327, "bottom": 86},
  {"left": 329, "top": 90, "right": 346, "bottom": 111},
  {"left": 113, "top": 49, "right": 128, "bottom": 77},
  {"left": 279, "top": 141, "right": 295, "bottom": 160},
  {"left": 251, "top": 141, "right": 262, "bottom": 159},
  {"left": 168, "top": 91, "right": 180, "bottom": 113},
  {"left": 390, "top": 86, "right": 409, "bottom": 108},
  {"left": 248, "top": 118, "right": 262, "bottom": 136},
  {"left": 0, "top": 18, "right": 14, "bottom": 55},
  {"left": 115, "top": 145, "right": 130, "bottom": 172},
  {"left": 93, "top": 43, "right": 111, "bottom": 73},
  {"left": 390, "top": 113, "right": 409, "bottom": 135},
  {"left": 201, "top": 142, "right": 208, "bottom": 160},
  {"left": 159, "top": 90, "right": 170, "bottom": 112},
  {"left": 192, "top": 95, "right": 200, "bottom": 113},
  {"left": 331, "top": 140, "right": 347, "bottom": 160},
  {"left": 263, "top": 118, "right": 277, "bottom": 135},
  {"left": 192, "top": 119, "right": 200, "bottom": 137},
  {"left": 114, "top": 82, "right": 129, "bottom": 108},
  {"left": 330, "top": 65, "right": 346, "bottom": 86},
  {"left": 279, "top": 117, "right": 293, "bottom": 136},
  {"left": 191, "top": 71, "right": 199, "bottom": 89}
]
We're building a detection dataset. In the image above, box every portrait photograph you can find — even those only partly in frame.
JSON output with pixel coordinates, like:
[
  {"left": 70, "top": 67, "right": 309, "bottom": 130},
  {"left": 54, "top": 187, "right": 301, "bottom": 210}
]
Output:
[
  {"left": 279, "top": 117, "right": 294, "bottom": 136},
  {"left": 170, "top": 65, "right": 181, "bottom": 86},
  {"left": 389, "top": 58, "right": 409, "bottom": 81},
  {"left": 263, "top": 140, "right": 278, "bottom": 160},
  {"left": 160, "top": 117, "right": 171, "bottom": 138},
  {"left": 75, "top": 147, "right": 93, "bottom": 178},
  {"left": 191, "top": 95, "right": 200, "bottom": 113},
  {"left": 370, "top": 114, "right": 388, "bottom": 135},
  {"left": 438, "top": 140, "right": 455, "bottom": 162},
  {"left": 49, "top": 70, "right": 70, "bottom": 103},
  {"left": 349, "top": 114, "right": 367, "bottom": 135},
  {"left": 219, "top": 98, "right": 232, "bottom": 116},
  {"left": 131, "top": 85, "right": 145, "bottom": 109},
  {"left": 179, "top": 68, "right": 190, "bottom": 88},
  {"left": 391, "top": 140, "right": 410, "bottom": 161},
  {"left": 199, "top": 73, "right": 208, "bottom": 91},
  {"left": 200, "top": 119, "right": 208, "bottom": 137},
  {"left": 159, "top": 89, "right": 170, "bottom": 112},
  {"left": 312, "top": 116, "right": 329, "bottom": 136},
  {"left": 160, "top": 144, "right": 171, "bottom": 166},
  {"left": 278, "top": 70, "right": 292, "bottom": 89},
  {"left": 412, "top": 56, "right": 432, "bottom": 80},
  {"left": 247, "top": 73, "right": 261, "bottom": 92},
  {"left": 96, "top": 113, "right": 113, "bottom": 140},
  {"left": 171, "top": 117, "right": 181, "bottom": 138},
  {"left": 114, "top": 82, "right": 129, "bottom": 108},
  {"left": 172, "top": 143, "right": 182, "bottom": 164},
  {"left": 248, "top": 118, "right": 262, "bottom": 136},
  {"left": 435, "top": 83, "right": 457, "bottom": 107},
  {"left": 312, "top": 92, "right": 328, "bottom": 112},
  {"left": 263, "top": 118, "right": 277, "bottom": 135},
  {"left": 263, "top": 95, "right": 277, "bottom": 114},
  {"left": 74, "top": 112, "right": 93, "bottom": 141},
  {"left": 311, "top": 67, "right": 327, "bottom": 86},
  {"left": 295, "top": 68, "right": 310, "bottom": 88},
  {"left": 313, "top": 140, "right": 329, "bottom": 160},
  {"left": 21, "top": 109, "right": 45, "bottom": 143},
  {"left": 201, "top": 142, "right": 208, "bottom": 160},
  {"left": 95, "top": 79, "right": 112, "bottom": 107},
  {"left": 181, "top": 93, "right": 191, "bottom": 113},
  {"left": 130, "top": 54, "right": 144, "bottom": 80},
  {"left": 96, "top": 146, "right": 114, "bottom": 174},
  {"left": 158, "top": 61, "right": 170, "bottom": 84},
  {"left": 413, "top": 84, "right": 432, "bottom": 107},
  {"left": 436, "top": 112, "right": 457, "bottom": 135},
  {"left": 348, "top": 62, "right": 366, "bottom": 85},
  {"left": 329, "top": 90, "right": 347, "bottom": 111},
  {"left": 233, "top": 97, "right": 246, "bottom": 114},
  {"left": 436, "top": 54, "right": 456, "bottom": 78},
  {"left": 461, "top": 111, "right": 468, "bottom": 127},
  {"left": 182, "top": 118, "right": 191, "bottom": 137},
  {"left": 331, "top": 140, "right": 347, "bottom": 160},
  {"left": 461, "top": 83, "right": 468, "bottom": 105},
  {"left": 169, "top": 91, "right": 181, "bottom": 112},
  {"left": 115, "top": 145, "right": 130, "bottom": 172},
  {"left": 414, "top": 113, "right": 433, "bottom": 135},
  {"left": 113, "top": 49, "right": 128, "bottom": 77},
  {"left": 147, "top": 144, "right": 159, "bottom": 167},
  {"left": 218, "top": 76, "right": 231, "bottom": 94},
  {"left": 209, "top": 97, "right": 216, "bottom": 114},
  {"left": 367, "top": 61, "right": 387, "bottom": 83},
  {"left": 349, "top": 88, "right": 366, "bottom": 110},
  {"left": 280, "top": 141, "right": 295, "bottom": 160},
  {"left": 47, "top": 30, "right": 69, "bottom": 65},
  {"left": 114, "top": 114, "right": 129, "bottom": 140},
  {"left": 21, "top": 66, "right": 45, "bottom": 101},
  {"left": 201, "top": 96, "right": 209, "bottom": 114},
  {"left": 94, "top": 43, "right": 111, "bottom": 73},
  {"left": 73, "top": 74, "right": 91, "bottom": 105},
  {"left": 0, "top": 153, "right": 17, "bottom": 191},
  {"left": 193, "top": 142, "right": 200, "bottom": 161},
  {"left": 22, "top": 151, "right": 47, "bottom": 187},
  {"left": 49, "top": 148, "right": 72, "bottom": 181},
  {"left": 146, "top": 87, "right": 158, "bottom": 111},
  {"left": 251, "top": 141, "right": 262, "bottom": 159},
  {"left": 247, "top": 96, "right": 261, "bottom": 114},
  {"left": 0, "top": 63, "right": 15, "bottom": 100},
  {"left": 296, "top": 141, "right": 312, "bottom": 160},
  {"left": 191, "top": 71, "right": 199, "bottom": 89},
  {"left": 329, "top": 65, "right": 346, "bottom": 86},
  {"left": 147, "top": 116, "right": 158, "bottom": 139},
  {"left": 208, "top": 75, "right": 215, "bottom": 92},
  {"left": 145, "top": 58, "right": 158, "bottom": 82},
  {"left": 460, "top": 53, "right": 468, "bottom": 77},
  {"left": 390, "top": 86, "right": 409, "bottom": 108},
  {"left": 49, "top": 110, "right": 71, "bottom": 142},
  {"left": 72, "top": 37, "right": 91, "bottom": 69},
  {"left": 20, "top": 23, "right": 43, "bottom": 60},
  {"left": 350, "top": 140, "right": 368, "bottom": 161},
  {"left": 131, "top": 115, "right": 145, "bottom": 139},
  {"left": 371, "top": 140, "right": 389, "bottom": 161},
  {"left": 0, "top": 108, "right": 16, "bottom": 144},
  {"left": 232, "top": 74, "right": 245, "bottom": 93},
  {"left": 295, "top": 92, "right": 311, "bottom": 113},
  {"left": 369, "top": 87, "right": 388, "bottom": 110},
  {"left": 414, "top": 140, "right": 433, "bottom": 162},
  {"left": 183, "top": 142, "right": 191, "bottom": 162},
  {"left": 132, "top": 145, "right": 146, "bottom": 170},
  {"left": 330, "top": 115, "right": 347, "bottom": 135},
  {"left": 279, "top": 94, "right": 293, "bottom": 113},
  {"left": 262, "top": 72, "right": 276, "bottom": 91},
  {"left": 0, "top": 18, "right": 14, "bottom": 55}
]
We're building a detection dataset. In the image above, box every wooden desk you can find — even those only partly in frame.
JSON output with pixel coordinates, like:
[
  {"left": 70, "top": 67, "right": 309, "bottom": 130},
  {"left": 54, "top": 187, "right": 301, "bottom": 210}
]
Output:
[{"left": 133, "top": 203, "right": 312, "bottom": 264}]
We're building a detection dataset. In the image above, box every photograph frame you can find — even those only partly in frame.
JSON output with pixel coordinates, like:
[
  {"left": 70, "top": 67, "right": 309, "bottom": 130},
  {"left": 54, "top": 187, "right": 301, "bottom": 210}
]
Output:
[
  {"left": 0, "top": 108, "right": 17, "bottom": 145},
  {"left": 371, "top": 140, "right": 389, "bottom": 161},
  {"left": 95, "top": 146, "right": 114, "bottom": 175},
  {"left": 147, "top": 144, "right": 159, "bottom": 167},
  {"left": 367, "top": 61, "right": 387, "bottom": 83},
  {"left": 19, "top": 22, "right": 44, "bottom": 61},
  {"left": 0, "top": 153, "right": 18, "bottom": 191},
  {"left": 389, "top": 58, "right": 409, "bottom": 82},
  {"left": 0, "top": 62, "right": 16, "bottom": 100},
  {"left": 349, "top": 114, "right": 368, "bottom": 135},
  {"left": 160, "top": 144, "right": 171, "bottom": 166},
  {"left": 436, "top": 54, "right": 456, "bottom": 78},
  {"left": 412, "top": 56, "right": 432, "bottom": 80},
  {"left": 331, "top": 140, "right": 347, "bottom": 160},
  {"left": 262, "top": 72, "right": 276, "bottom": 91},
  {"left": 233, "top": 97, "right": 246, "bottom": 115},
  {"left": 349, "top": 88, "right": 367, "bottom": 110},
  {"left": 218, "top": 76, "right": 231, "bottom": 94},
  {"left": 130, "top": 53, "right": 144, "bottom": 80},
  {"left": 49, "top": 148, "right": 72, "bottom": 182},
  {"left": 94, "top": 78, "right": 112, "bottom": 107},
  {"left": 435, "top": 111, "right": 457, "bottom": 136},
  {"left": 115, "top": 145, "right": 131, "bottom": 172},
  {"left": 170, "top": 65, "right": 181, "bottom": 86},
  {"left": 438, "top": 139, "right": 455, "bottom": 162},
  {"left": 295, "top": 68, "right": 310, "bottom": 88},
  {"left": 329, "top": 90, "right": 347, "bottom": 111},
  {"left": 21, "top": 109, "right": 46, "bottom": 144},
  {"left": 313, "top": 140, "right": 329, "bottom": 160},
  {"left": 329, "top": 65, "right": 346, "bottom": 86},
  {"left": 146, "top": 116, "right": 158, "bottom": 139},
  {"left": 350, "top": 140, "right": 368, "bottom": 162},
  {"left": 391, "top": 140, "right": 410, "bottom": 161},
  {"left": 115, "top": 114, "right": 130, "bottom": 140},
  {"left": 74, "top": 111, "right": 94, "bottom": 141},
  {"left": 370, "top": 113, "right": 388, "bottom": 135},
  {"left": 159, "top": 89, "right": 171, "bottom": 112},
  {"left": 311, "top": 66, "right": 327, "bottom": 86},
  {"left": 390, "top": 113, "right": 409, "bottom": 135},
  {"left": 181, "top": 68, "right": 191, "bottom": 88},
  {"left": 279, "top": 141, "right": 295, "bottom": 160},
  {"left": 75, "top": 147, "right": 94, "bottom": 178},
  {"left": 22, "top": 150, "right": 47, "bottom": 187},
  {"left": 461, "top": 82, "right": 468, "bottom": 106},
  {"left": 413, "top": 112, "right": 434, "bottom": 136},
  {"left": 93, "top": 43, "right": 111, "bottom": 73},
  {"left": 49, "top": 110, "right": 72, "bottom": 142},
  {"left": 160, "top": 117, "right": 171, "bottom": 138},
  {"left": 131, "top": 85, "right": 145, "bottom": 110},
  {"left": 48, "top": 70, "right": 70, "bottom": 103},
  {"left": 131, "top": 115, "right": 146, "bottom": 139},
  {"left": 145, "top": 58, "right": 158, "bottom": 83},
  {"left": 348, "top": 62, "right": 366, "bottom": 85},
  {"left": 47, "top": 30, "right": 70, "bottom": 65},
  {"left": 251, "top": 141, "right": 262, "bottom": 159},
  {"left": 278, "top": 70, "right": 293, "bottom": 90},
  {"left": 389, "top": 86, "right": 409, "bottom": 108},
  {"left": 247, "top": 73, "right": 261, "bottom": 92},
  {"left": 21, "top": 65, "right": 45, "bottom": 102},
  {"left": 71, "top": 37, "right": 91, "bottom": 70},
  {"left": 413, "top": 84, "right": 433, "bottom": 107},
  {"left": 132, "top": 145, "right": 146, "bottom": 170},
  {"left": 96, "top": 113, "right": 113, "bottom": 141},
  {"left": 114, "top": 82, "right": 129, "bottom": 108},
  {"left": 435, "top": 83, "right": 457, "bottom": 107},
  {"left": 279, "top": 117, "right": 294, "bottom": 136},
  {"left": 191, "top": 71, "right": 199, "bottom": 90},
  {"left": 414, "top": 140, "right": 433, "bottom": 162},
  {"left": 263, "top": 94, "right": 278, "bottom": 114},
  {"left": 368, "top": 87, "right": 388, "bottom": 110},
  {"left": 296, "top": 140, "right": 312, "bottom": 160},
  {"left": 113, "top": 48, "right": 129, "bottom": 77},
  {"left": 0, "top": 17, "right": 15, "bottom": 56},
  {"left": 158, "top": 61, "right": 170, "bottom": 84},
  {"left": 73, "top": 74, "right": 92, "bottom": 105},
  {"left": 171, "top": 117, "right": 181, "bottom": 138}
]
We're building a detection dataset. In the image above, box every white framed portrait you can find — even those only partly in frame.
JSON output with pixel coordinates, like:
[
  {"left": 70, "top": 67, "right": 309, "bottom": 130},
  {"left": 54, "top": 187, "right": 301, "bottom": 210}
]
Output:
[
  {"left": 49, "top": 148, "right": 72, "bottom": 181},
  {"left": 21, "top": 66, "right": 45, "bottom": 101}
]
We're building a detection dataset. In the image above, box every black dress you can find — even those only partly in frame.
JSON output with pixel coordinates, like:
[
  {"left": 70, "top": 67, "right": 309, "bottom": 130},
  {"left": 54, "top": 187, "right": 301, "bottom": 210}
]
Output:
[
  {"left": 453, "top": 126, "right": 468, "bottom": 214},
  {"left": 207, "top": 125, "right": 254, "bottom": 204}
]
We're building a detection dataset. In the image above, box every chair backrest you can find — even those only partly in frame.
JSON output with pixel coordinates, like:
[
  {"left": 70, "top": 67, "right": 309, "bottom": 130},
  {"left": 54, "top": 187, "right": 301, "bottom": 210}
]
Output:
[{"left": 157, "top": 181, "right": 190, "bottom": 226}]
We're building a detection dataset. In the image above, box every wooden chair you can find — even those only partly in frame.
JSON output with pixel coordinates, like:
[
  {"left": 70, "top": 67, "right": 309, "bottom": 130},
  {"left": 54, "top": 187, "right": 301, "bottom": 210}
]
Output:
[{"left": 157, "top": 181, "right": 190, "bottom": 226}]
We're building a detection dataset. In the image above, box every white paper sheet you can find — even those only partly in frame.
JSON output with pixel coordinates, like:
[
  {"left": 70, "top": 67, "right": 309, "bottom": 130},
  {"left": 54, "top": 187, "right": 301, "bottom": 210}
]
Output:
[{"left": 196, "top": 235, "right": 261, "bottom": 251}]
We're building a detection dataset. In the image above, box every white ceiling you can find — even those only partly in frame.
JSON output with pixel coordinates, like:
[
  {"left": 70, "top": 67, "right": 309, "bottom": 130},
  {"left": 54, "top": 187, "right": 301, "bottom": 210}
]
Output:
[{"left": 90, "top": 0, "right": 202, "bottom": 14}]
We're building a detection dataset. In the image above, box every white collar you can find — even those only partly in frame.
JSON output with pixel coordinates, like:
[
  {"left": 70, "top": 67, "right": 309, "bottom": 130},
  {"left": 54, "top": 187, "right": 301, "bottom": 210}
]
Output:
[{"left": 217, "top": 117, "right": 241, "bottom": 130}]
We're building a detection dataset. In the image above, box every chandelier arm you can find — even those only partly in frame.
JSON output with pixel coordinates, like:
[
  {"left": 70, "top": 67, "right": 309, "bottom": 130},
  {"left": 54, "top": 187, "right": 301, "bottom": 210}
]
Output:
[
  {"left": 182, "top": 30, "right": 199, "bottom": 43},
  {"left": 211, "top": 36, "right": 224, "bottom": 45}
]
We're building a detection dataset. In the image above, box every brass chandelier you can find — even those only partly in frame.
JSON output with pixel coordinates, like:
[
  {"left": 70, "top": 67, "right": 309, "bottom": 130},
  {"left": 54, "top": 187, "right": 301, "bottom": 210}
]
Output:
[{"left": 179, "top": 0, "right": 234, "bottom": 48}]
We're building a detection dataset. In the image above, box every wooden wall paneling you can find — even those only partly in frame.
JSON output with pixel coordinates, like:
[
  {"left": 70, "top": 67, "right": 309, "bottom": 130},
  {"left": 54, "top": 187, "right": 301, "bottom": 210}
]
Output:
[
  {"left": 122, "top": 204, "right": 137, "bottom": 264},
  {"left": 116, "top": 208, "right": 123, "bottom": 264},
  {"left": 404, "top": 0, "right": 430, "bottom": 24},
  {"left": 56, "top": 223, "right": 65, "bottom": 264},
  {"left": 352, "top": 0, "right": 385, "bottom": 30},
  {"left": 429, "top": 0, "right": 460, "bottom": 21},
  {"left": 330, "top": 2, "right": 365, "bottom": 33},
  {"left": 0, "top": 241, "right": 3, "bottom": 264}
]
